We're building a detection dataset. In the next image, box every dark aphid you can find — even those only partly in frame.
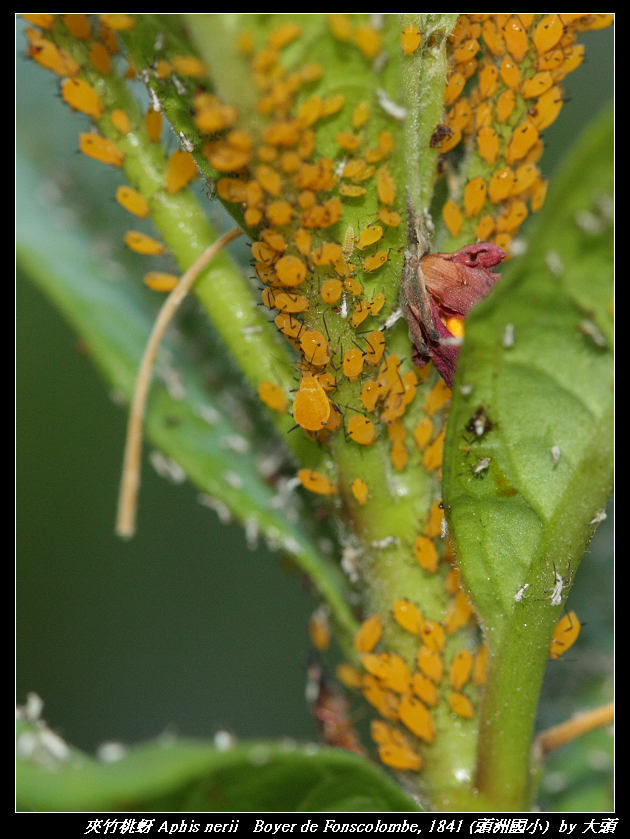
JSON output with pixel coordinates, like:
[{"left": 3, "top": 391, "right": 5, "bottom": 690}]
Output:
[
  {"left": 430, "top": 124, "right": 453, "bottom": 148},
  {"left": 466, "top": 406, "right": 494, "bottom": 439}
]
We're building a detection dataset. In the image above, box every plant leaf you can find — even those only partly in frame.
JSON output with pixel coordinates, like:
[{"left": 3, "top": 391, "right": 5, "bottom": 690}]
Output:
[{"left": 17, "top": 721, "right": 421, "bottom": 812}]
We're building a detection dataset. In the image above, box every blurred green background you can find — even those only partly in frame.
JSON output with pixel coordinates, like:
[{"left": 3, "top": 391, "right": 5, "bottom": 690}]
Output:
[{"left": 16, "top": 15, "right": 613, "bottom": 797}]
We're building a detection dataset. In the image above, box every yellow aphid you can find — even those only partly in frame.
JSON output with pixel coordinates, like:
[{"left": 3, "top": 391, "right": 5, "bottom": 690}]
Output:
[
  {"left": 294, "top": 228, "right": 312, "bottom": 256},
  {"left": 343, "top": 349, "right": 365, "bottom": 381},
  {"left": 355, "top": 24, "right": 382, "bottom": 60},
  {"left": 362, "top": 675, "right": 400, "bottom": 721},
  {"left": 533, "top": 14, "right": 564, "bottom": 53},
  {"left": 145, "top": 106, "right": 162, "bottom": 143},
  {"left": 530, "top": 86, "right": 564, "bottom": 131},
  {"left": 297, "top": 468, "right": 337, "bottom": 496},
  {"left": 464, "top": 177, "right": 487, "bottom": 218},
  {"left": 352, "top": 101, "right": 370, "bottom": 129},
  {"left": 423, "top": 429, "right": 445, "bottom": 472},
  {"left": 321, "top": 279, "right": 343, "bottom": 305},
  {"left": 442, "top": 200, "right": 464, "bottom": 238},
  {"left": 362, "top": 653, "right": 411, "bottom": 694},
  {"left": 421, "top": 621, "right": 445, "bottom": 654},
  {"left": 390, "top": 441, "right": 408, "bottom": 471},
  {"left": 365, "top": 331, "right": 386, "bottom": 367},
  {"left": 328, "top": 14, "right": 354, "bottom": 42},
  {"left": 89, "top": 43, "right": 112, "bottom": 76},
  {"left": 116, "top": 186, "right": 149, "bottom": 219},
  {"left": 449, "top": 692, "right": 475, "bottom": 719},
  {"left": 124, "top": 231, "right": 166, "bottom": 256},
  {"left": 79, "top": 133, "right": 124, "bottom": 167},
  {"left": 354, "top": 614, "right": 383, "bottom": 653},
  {"left": 472, "top": 645, "right": 488, "bottom": 685},
  {"left": 445, "top": 567, "right": 461, "bottom": 596},
  {"left": 401, "top": 25, "right": 422, "bottom": 56},
  {"left": 22, "top": 13, "right": 56, "bottom": 28},
  {"left": 476, "top": 126, "right": 500, "bottom": 165},
  {"left": 444, "top": 72, "right": 466, "bottom": 105},
  {"left": 336, "top": 131, "right": 361, "bottom": 151},
  {"left": 356, "top": 225, "right": 383, "bottom": 251},
  {"left": 28, "top": 38, "right": 81, "bottom": 77},
  {"left": 449, "top": 649, "right": 474, "bottom": 691},
  {"left": 339, "top": 184, "right": 367, "bottom": 198},
  {"left": 309, "top": 607, "right": 330, "bottom": 652},
  {"left": 387, "top": 421, "right": 406, "bottom": 445},
  {"left": 424, "top": 499, "right": 445, "bottom": 538},
  {"left": 337, "top": 663, "right": 363, "bottom": 690},
  {"left": 316, "top": 372, "right": 336, "bottom": 392},
  {"left": 376, "top": 167, "right": 396, "bottom": 206},
  {"left": 488, "top": 167, "right": 516, "bottom": 203},
  {"left": 166, "top": 149, "right": 198, "bottom": 195},
  {"left": 274, "top": 313, "right": 304, "bottom": 340},
  {"left": 479, "top": 64, "right": 499, "bottom": 99},
  {"left": 393, "top": 599, "right": 424, "bottom": 635},
  {"left": 293, "top": 376, "right": 330, "bottom": 430},
  {"left": 172, "top": 55, "right": 208, "bottom": 78},
  {"left": 530, "top": 179, "right": 548, "bottom": 213},
  {"left": 350, "top": 300, "right": 372, "bottom": 328},
  {"left": 362, "top": 251, "right": 388, "bottom": 273},
  {"left": 61, "top": 78, "right": 104, "bottom": 119},
  {"left": 258, "top": 381, "right": 288, "bottom": 413},
  {"left": 371, "top": 722, "right": 423, "bottom": 772},
  {"left": 275, "top": 255, "right": 307, "bottom": 287},
  {"left": 299, "top": 330, "right": 330, "bottom": 366},
  {"left": 265, "top": 200, "right": 293, "bottom": 227},
  {"left": 506, "top": 120, "right": 539, "bottom": 165},
  {"left": 412, "top": 673, "right": 439, "bottom": 707},
  {"left": 295, "top": 96, "right": 322, "bottom": 129},
  {"left": 272, "top": 292, "right": 310, "bottom": 314},
  {"left": 260, "top": 229, "right": 286, "bottom": 253},
  {"left": 511, "top": 162, "right": 539, "bottom": 196},
  {"left": 312, "top": 242, "right": 343, "bottom": 266},
  {"left": 416, "top": 646, "right": 443, "bottom": 684},
  {"left": 413, "top": 417, "right": 433, "bottom": 451},
  {"left": 496, "top": 89, "right": 516, "bottom": 123},
  {"left": 496, "top": 200, "right": 528, "bottom": 234},
  {"left": 424, "top": 380, "right": 452, "bottom": 416},
  {"left": 111, "top": 109, "right": 131, "bottom": 135},
  {"left": 361, "top": 380, "right": 380, "bottom": 413},
  {"left": 268, "top": 22, "right": 302, "bottom": 50},
  {"left": 475, "top": 216, "right": 496, "bottom": 241},
  {"left": 344, "top": 277, "right": 363, "bottom": 296},
  {"left": 499, "top": 56, "right": 521, "bottom": 90},
  {"left": 377, "top": 208, "right": 401, "bottom": 227},
  {"left": 414, "top": 535, "right": 438, "bottom": 573},
  {"left": 503, "top": 16, "right": 528, "bottom": 62},
  {"left": 348, "top": 416, "right": 376, "bottom": 446},
  {"left": 99, "top": 14, "right": 136, "bottom": 30},
  {"left": 154, "top": 60, "right": 173, "bottom": 79},
  {"left": 521, "top": 71, "right": 553, "bottom": 100},
  {"left": 368, "top": 293, "right": 385, "bottom": 317},
  {"left": 399, "top": 695, "right": 436, "bottom": 743},
  {"left": 351, "top": 478, "right": 369, "bottom": 505},
  {"left": 321, "top": 94, "right": 345, "bottom": 117},
  {"left": 143, "top": 272, "right": 179, "bottom": 292},
  {"left": 445, "top": 590, "right": 474, "bottom": 634},
  {"left": 62, "top": 13, "right": 90, "bottom": 39},
  {"left": 549, "top": 611, "right": 581, "bottom": 659}
]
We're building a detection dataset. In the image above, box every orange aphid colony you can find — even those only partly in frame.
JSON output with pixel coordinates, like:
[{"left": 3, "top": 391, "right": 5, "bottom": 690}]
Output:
[{"left": 441, "top": 13, "right": 613, "bottom": 252}]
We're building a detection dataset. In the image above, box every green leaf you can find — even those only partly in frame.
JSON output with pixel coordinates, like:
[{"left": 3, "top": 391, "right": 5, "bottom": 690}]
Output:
[
  {"left": 16, "top": 149, "right": 358, "bottom": 644},
  {"left": 17, "top": 721, "right": 421, "bottom": 812},
  {"left": 442, "top": 106, "right": 613, "bottom": 809}
]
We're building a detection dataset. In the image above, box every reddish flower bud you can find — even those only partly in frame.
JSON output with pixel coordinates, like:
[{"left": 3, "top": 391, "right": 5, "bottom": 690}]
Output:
[{"left": 403, "top": 242, "right": 505, "bottom": 387}]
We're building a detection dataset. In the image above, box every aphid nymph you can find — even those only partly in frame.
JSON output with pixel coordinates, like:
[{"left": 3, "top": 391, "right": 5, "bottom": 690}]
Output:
[{"left": 466, "top": 406, "right": 493, "bottom": 439}]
